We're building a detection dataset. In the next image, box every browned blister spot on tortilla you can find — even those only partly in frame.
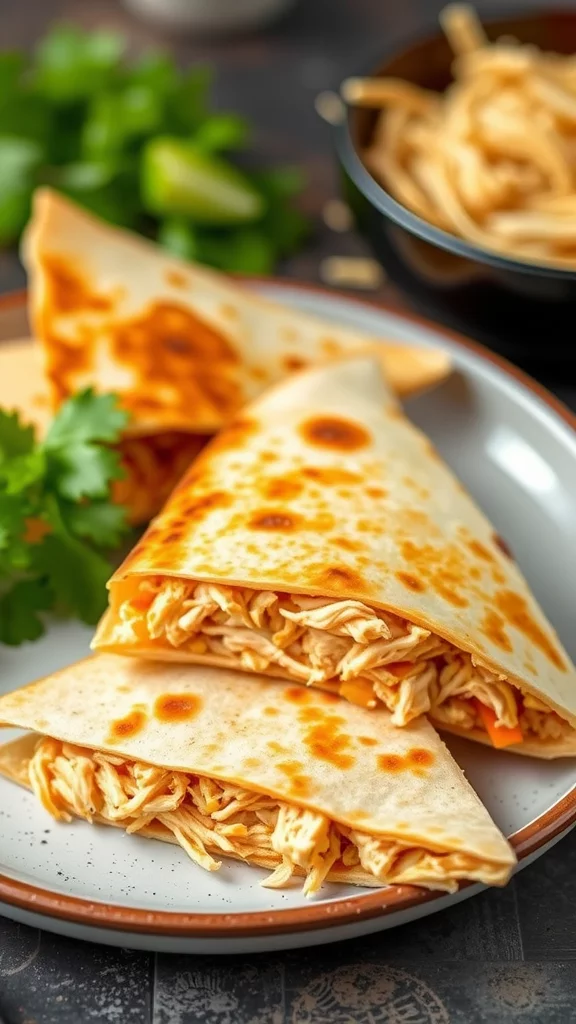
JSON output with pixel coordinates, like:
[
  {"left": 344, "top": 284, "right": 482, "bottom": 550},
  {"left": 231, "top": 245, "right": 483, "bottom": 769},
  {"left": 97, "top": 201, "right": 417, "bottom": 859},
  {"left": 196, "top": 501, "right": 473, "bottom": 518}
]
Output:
[
  {"left": 250, "top": 366, "right": 268, "bottom": 382},
  {"left": 493, "top": 533, "right": 514, "bottom": 560},
  {"left": 107, "top": 709, "right": 147, "bottom": 743},
  {"left": 165, "top": 269, "right": 188, "bottom": 289},
  {"left": 276, "top": 760, "right": 312, "bottom": 798},
  {"left": 179, "top": 490, "right": 231, "bottom": 522},
  {"left": 365, "top": 486, "right": 387, "bottom": 499},
  {"left": 110, "top": 301, "right": 241, "bottom": 422},
  {"left": 43, "top": 255, "right": 114, "bottom": 315},
  {"left": 259, "top": 450, "right": 278, "bottom": 463},
  {"left": 162, "top": 531, "right": 182, "bottom": 545},
  {"left": 267, "top": 741, "right": 288, "bottom": 755},
  {"left": 249, "top": 510, "right": 301, "bottom": 531},
  {"left": 403, "top": 511, "right": 432, "bottom": 530},
  {"left": 154, "top": 693, "right": 202, "bottom": 722},
  {"left": 399, "top": 539, "right": 469, "bottom": 608},
  {"left": 467, "top": 539, "right": 494, "bottom": 563},
  {"left": 320, "top": 337, "right": 341, "bottom": 356},
  {"left": 284, "top": 686, "right": 311, "bottom": 704},
  {"left": 40, "top": 257, "right": 117, "bottom": 400},
  {"left": 263, "top": 706, "right": 279, "bottom": 716},
  {"left": 297, "top": 706, "right": 325, "bottom": 723},
  {"left": 495, "top": 590, "right": 566, "bottom": 670},
  {"left": 358, "top": 736, "right": 378, "bottom": 747},
  {"left": 378, "top": 753, "right": 404, "bottom": 772},
  {"left": 317, "top": 566, "right": 366, "bottom": 592},
  {"left": 263, "top": 476, "right": 303, "bottom": 501},
  {"left": 407, "top": 748, "right": 434, "bottom": 768},
  {"left": 302, "top": 467, "right": 361, "bottom": 487},
  {"left": 283, "top": 355, "right": 308, "bottom": 372},
  {"left": 300, "top": 416, "right": 371, "bottom": 452},
  {"left": 356, "top": 518, "right": 381, "bottom": 534},
  {"left": 335, "top": 536, "right": 361, "bottom": 553},
  {"left": 303, "top": 713, "right": 355, "bottom": 770},
  {"left": 481, "top": 609, "right": 513, "bottom": 654},
  {"left": 396, "top": 571, "right": 425, "bottom": 593},
  {"left": 243, "top": 757, "right": 261, "bottom": 769},
  {"left": 378, "top": 749, "right": 434, "bottom": 774}
]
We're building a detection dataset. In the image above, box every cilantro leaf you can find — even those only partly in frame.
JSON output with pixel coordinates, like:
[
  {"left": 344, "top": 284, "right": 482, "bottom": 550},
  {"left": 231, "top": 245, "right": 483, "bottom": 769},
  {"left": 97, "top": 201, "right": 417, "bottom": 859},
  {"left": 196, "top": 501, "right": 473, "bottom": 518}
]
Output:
[
  {"left": 0, "top": 449, "right": 46, "bottom": 495},
  {"left": 33, "top": 25, "right": 125, "bottom": 104},
  {"left": 45, "top": 388, "right": 129, "bottom": 447},
  {"left": 0, "top": 409, "right": 36, "bottom": 458},
  {"left": 58, "top": 498, "right": 128, "bottom": 548},
  {"left": 0, "top": 577, "right": 53, "bottom": 645},
  {"left": 32, "top": 501, "right": 112, "bottom": 624},
  {"left": 0, "top": 493, "right": 31, "bottom": 573},
  {"left": 47, "top": 441, "right": 124, "bottom": 502},
  {"left": 0, "top": 387, "right": 130, "bottom": 645}
]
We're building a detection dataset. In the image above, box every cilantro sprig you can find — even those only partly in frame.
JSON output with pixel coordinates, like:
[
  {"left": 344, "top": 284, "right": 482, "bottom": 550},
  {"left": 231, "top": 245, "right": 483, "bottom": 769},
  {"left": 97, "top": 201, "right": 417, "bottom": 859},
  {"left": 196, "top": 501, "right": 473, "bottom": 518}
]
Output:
[
  {"left": 0, "top": 389, "right": 130, "bottom": 646},
  {"left": 0, "top": 25, "right": 309, "bottom": 272}
]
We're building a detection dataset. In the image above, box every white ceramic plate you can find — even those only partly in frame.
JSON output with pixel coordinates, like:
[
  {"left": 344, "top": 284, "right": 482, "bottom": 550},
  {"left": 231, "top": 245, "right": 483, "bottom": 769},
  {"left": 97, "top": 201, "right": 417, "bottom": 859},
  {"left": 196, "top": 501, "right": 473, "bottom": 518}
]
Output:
[{"left": 0, "top": 282, "right": 575, "bottom": 954}]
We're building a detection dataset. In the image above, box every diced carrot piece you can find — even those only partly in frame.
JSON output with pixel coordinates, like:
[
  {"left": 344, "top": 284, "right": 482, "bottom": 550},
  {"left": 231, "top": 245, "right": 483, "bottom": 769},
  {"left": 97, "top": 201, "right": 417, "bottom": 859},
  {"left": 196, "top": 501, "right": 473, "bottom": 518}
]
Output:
[{"left": 474, "top": 700, "right": 523, "bottom": 749}]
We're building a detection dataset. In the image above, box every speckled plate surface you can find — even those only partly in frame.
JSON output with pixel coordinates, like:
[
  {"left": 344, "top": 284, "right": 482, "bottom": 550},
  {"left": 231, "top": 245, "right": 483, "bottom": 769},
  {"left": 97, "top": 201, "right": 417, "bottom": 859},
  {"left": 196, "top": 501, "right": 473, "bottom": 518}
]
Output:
[{"left": 0, "top": 283, "right": 575, "bottom": 954}]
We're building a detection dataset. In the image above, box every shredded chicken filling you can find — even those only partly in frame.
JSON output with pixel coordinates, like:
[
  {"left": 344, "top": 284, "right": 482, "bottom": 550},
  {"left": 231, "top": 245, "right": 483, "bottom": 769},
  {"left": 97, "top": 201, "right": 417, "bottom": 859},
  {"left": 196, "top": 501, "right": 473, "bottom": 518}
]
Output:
[
  {"left": 29, "top": 739, "right": 498, "bottom": 895},
  {"left": 117, "top": 580, "right": 568, "bottom": 742}
]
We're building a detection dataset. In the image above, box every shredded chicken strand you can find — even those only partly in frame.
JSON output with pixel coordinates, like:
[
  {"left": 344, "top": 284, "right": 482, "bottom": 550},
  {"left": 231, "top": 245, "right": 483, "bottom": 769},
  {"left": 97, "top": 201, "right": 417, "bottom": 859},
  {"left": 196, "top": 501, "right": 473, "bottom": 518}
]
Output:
[
  {"left": 29, "top": 740, "right": 498, "bottom": 895},
  {"left": 118, "top": 579, "right": 568, "bottom": 743}
]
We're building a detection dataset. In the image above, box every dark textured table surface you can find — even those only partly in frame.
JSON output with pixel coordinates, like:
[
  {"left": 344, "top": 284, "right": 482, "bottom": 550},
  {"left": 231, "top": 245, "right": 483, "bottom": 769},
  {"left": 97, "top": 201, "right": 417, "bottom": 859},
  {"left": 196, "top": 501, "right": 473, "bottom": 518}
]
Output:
[{"left": 1, "top": 1, "right": 576, "bottom": 1021}]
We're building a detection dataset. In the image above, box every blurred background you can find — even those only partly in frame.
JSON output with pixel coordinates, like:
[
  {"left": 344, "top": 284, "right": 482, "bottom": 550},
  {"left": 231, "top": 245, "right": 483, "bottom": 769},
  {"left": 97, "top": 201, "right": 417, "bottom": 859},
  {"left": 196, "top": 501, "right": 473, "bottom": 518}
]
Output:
[{"left": 0, "top": 0, "right": 572, "bottom": 377}]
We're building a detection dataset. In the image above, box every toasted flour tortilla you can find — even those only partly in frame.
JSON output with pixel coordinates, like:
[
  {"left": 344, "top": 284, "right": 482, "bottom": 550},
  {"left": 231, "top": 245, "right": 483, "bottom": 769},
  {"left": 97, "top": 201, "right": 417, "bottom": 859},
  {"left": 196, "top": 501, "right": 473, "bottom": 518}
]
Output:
[
  {"left": 0, "top": 338, "right": 52, "bottom": 436},
  {"left": 0, "top": 654, "right": 515, "bottom": 893},
  {"left": 94, "top": 358, "right": 576, "bottom": 757},
  {"left": 22, "top": 188, "right": 450, "bottom": 437},
  {"left": 0, "top": 337, "right": 206, "bottom": 525}
]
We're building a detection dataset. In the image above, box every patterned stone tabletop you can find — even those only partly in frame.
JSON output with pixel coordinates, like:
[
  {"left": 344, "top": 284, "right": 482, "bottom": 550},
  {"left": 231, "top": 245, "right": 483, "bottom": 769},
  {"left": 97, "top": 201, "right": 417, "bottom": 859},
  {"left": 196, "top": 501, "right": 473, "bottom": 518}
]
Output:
[{"left": 1, "top": 0, "right": 576, "bottom": 1020}]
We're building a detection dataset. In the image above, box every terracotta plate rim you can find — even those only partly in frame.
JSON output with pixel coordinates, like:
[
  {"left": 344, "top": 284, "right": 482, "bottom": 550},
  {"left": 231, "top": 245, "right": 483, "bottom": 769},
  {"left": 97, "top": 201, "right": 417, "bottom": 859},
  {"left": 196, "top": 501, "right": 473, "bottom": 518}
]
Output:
[{"left": 0, "top": 282, "right": 574, "bottom": 940}]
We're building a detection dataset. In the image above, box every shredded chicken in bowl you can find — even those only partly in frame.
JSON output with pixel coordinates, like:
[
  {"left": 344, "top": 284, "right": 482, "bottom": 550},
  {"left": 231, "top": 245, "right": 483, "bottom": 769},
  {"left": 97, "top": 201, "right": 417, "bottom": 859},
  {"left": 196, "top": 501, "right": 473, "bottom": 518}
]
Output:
[
  {"left": 29, "top": 738, "right": 505, "bottom": 895},
  {"left": 114, "top": 579, "right": 571, "bottom": 748}
]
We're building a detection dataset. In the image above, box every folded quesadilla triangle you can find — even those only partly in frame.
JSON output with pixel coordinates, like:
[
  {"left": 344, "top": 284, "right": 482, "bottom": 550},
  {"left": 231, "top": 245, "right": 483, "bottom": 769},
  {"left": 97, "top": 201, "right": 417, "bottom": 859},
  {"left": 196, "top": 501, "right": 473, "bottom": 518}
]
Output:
[
  {"left": 22, "top": 188, "right": 450, "bottom": 438},
  {"left": 0, "top": 654, "right": 515, "bottom": 894},
  {"left": 0, "top": 337, "right": 206, "bottom": 525},
  {"left": 94, "top": 357, "right": 576, "bottom": 758}
]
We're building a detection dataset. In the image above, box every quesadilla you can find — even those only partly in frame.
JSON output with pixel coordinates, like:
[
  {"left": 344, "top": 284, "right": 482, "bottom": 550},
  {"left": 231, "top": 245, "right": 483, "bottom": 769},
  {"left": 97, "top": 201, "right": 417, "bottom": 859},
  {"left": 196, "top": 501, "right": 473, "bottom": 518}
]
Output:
[
  {"left": 22, "top": 188, "right": 450, "bottom": 435},
  {"left": 0, "top": 654, "right": 516, "bottom": 894},
  {"left": 0, "top": 337, "right": 206, "bottom": 525},
  {"left": 94, "top": 358, "right": 576, "bottom": 758}
]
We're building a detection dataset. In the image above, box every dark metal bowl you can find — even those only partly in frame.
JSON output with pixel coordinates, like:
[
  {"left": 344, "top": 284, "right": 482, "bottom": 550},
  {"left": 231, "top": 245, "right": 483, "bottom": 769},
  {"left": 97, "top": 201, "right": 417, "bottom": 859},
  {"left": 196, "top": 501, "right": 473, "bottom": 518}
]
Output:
[{"left": 335, "top": 9, "right": 576, "bottom": 373}]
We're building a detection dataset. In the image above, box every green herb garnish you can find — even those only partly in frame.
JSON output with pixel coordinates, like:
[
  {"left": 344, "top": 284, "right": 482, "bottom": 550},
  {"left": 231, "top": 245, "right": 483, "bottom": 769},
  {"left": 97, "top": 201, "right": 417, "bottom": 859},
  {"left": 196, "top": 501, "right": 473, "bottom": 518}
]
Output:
[
  {"left": 0, "top": 25, "right": 309, "bottom": 272},
  {"left": 0, "top": 389, "right": 130, "bottom": 646}
]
